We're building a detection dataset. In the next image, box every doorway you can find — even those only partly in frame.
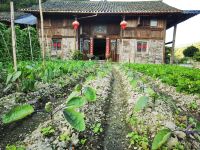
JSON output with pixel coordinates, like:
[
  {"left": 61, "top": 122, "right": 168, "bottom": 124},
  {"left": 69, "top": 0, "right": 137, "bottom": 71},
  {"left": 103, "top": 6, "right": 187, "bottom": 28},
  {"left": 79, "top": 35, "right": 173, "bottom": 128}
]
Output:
[{"left": 94, "top": 38, "right": 106, "bottom": 60}]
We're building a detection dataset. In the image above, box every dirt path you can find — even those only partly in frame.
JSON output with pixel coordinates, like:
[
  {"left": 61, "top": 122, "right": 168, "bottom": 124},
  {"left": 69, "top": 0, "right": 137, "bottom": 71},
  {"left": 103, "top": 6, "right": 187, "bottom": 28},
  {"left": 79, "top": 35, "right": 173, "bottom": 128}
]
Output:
[{"left": 103, "top": 67, "right": 130, "bottom": 150}]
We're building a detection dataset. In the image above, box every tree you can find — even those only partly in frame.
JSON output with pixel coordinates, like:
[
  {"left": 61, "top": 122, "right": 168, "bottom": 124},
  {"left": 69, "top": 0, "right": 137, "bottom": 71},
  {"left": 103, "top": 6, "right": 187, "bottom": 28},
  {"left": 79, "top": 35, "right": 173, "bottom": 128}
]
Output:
[{"left": 183, "top": 46, "right": 199, "bottom": 57}]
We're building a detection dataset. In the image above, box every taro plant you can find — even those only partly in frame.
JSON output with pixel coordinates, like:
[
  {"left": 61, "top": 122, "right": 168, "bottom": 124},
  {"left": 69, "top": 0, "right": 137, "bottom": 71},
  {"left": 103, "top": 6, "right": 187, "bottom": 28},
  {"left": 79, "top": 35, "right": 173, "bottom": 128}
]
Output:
[
  {"left": 152, "top": 128, "right": 171, "bottom": 150},
  {"left": 1, "top": 104, "right": 34, "bottom": 124},
  {"left": 46, "top": 83, "right": 97, "bottom": 131},
  {"left": 134, "top": 96, "right": 149, "bottom": 112},
  {"left": 4, "top": 71, "right": 21, "bottom": 92}
]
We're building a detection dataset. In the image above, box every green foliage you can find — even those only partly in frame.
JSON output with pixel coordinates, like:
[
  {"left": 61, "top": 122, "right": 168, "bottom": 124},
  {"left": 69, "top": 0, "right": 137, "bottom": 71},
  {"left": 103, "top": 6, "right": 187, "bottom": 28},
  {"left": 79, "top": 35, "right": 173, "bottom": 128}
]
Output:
[
  {"left": 63, "top": 108, "right": 85, "bottom": 131},
  {"left": 59, "top": 133, "right": 70, "bottom": 142},
  {"left": 127, "top": 131, "right": 149, "bottom": 149},
  {"left": 63, "top": 84, "right": 97, "bottom": 131},
  {"left": 123, "top": 64, "right": 200, "bottom": 95},
  {"left": 0, "top": 23, "right": 41, "bottom": 62},
  {"left": 6, "top": 145, "right": 25, "bottom": 150},
  {"left": 2, "top": 60, "right": 96, "bottom": 92},
  {"left": 134, "top": 96, "right": 149, "bottom": 112},
  {"left": 45, "top": 102, "right": 53, "bottom": 113},
  {"left": 91, "top": 123, "right": 103, "bottom": 134},
  {"left": 187, "top": 101, "right": 198, "bottom": 111},
  {"left": 41, "top": 126, "right": 55, "bottom": 137},
  {"left": 183, "top": 46, "right": 199, "bottom": 57},
  {"left": 66, "top": 97, "right": 86, "bottom": 108},
  {"left": 2, "top": 104, "right": 34, "bottom": 124},
  {"left": 72, "top": 50, "right": 83, "bottom": 60},
  {"left": 0, "top": 0, "right": 47, "bottom": 11},
  {"left": 80, "top": 139, "right": 87, "bottom": 145},
  {"left": 4, "top": 71, "right": 21, "bottom": 92},
  {"left": 83, "top": 87, "right": 97, "bottom": 102},
  {"left": 130, "top": 79, "right": 138, "bottom": 88},
  {"left": 151, "top": 128, "right": 171, "bottom": 150},
  {"left": 193, "top": 52, "right": 200, "bottom": 61}
]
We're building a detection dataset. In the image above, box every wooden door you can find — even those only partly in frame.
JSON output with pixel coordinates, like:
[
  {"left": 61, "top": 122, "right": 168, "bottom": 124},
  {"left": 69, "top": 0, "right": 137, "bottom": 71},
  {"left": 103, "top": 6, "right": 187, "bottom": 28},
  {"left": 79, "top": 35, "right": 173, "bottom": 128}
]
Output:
[{"left": 110, "top": 39, "right": 118, "bottom": 62}]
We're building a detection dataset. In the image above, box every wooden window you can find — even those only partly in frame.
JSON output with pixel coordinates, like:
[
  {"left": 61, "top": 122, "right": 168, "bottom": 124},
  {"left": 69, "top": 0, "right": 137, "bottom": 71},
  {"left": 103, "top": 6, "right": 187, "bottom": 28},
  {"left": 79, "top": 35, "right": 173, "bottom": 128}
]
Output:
[
  {"left": 139, "top": 18, "right": 150, "bottom": 27},
  {"left": 137, "top": 41, "right": 147, "bottom": 52},
  {"left": 139, "top": 18, "right": 158, "bottom": 27},
  {"left": 150, "top": 19, "right": 158, "bottom": 27},
  {"left": 52, "top": 38, "right": 62, "bottom": 51}
]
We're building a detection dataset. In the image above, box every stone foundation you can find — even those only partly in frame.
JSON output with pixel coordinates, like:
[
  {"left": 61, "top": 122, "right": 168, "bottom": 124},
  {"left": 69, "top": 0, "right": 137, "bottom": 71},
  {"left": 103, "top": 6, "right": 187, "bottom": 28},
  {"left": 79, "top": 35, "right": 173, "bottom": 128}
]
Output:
[{"left": 119, "top": 39, "right": 164, "bottom": 64}]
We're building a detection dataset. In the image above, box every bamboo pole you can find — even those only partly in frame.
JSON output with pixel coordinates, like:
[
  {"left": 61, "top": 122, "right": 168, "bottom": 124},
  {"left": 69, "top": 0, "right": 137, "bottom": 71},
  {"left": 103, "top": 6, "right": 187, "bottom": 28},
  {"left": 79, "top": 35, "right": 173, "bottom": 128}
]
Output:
[
  {"left": 28, "top": 25, "right": 33, "bottom": 61},
  {"left": 10, "top": 1, "right": 17, "bottom": 72},
  {"left": 39, "top": 0, "right": 45, "bottom": 63},
  {"left": 170, "top": 24, "right": 177, "bottom": 64}
]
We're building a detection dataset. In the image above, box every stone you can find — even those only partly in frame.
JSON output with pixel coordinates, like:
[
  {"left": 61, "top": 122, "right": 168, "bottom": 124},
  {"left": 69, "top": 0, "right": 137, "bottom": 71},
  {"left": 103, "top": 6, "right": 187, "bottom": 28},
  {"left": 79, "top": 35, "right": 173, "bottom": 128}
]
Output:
[
  {"left": 164, "top": 121, "right": 176, "bottom": 130},
  {"left": 167, "top": 137, "right": 178, "bottom": 149},
  {"left": 174, "top": 131, "right": 186, "bottom": 139}
]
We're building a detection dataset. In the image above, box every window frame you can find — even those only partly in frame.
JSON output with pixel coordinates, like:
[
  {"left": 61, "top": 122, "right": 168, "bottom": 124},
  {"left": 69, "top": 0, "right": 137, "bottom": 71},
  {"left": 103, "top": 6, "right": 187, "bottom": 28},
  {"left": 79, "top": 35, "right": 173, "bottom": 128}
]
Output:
[
  {"left": 137, "top": 41, "right": 148, "bottom": 53},
  {"left": 52, "top": 38, "right": 62, "bottom": 51}
]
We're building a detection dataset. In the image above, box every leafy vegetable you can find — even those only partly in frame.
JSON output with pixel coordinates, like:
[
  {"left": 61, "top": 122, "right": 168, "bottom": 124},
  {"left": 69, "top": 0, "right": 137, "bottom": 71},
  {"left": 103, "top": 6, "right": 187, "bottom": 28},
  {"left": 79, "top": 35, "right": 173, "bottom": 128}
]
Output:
[
  {"left": 151, "top": 128, "right": 171, "bottom": 150},
  {"left": 134, "top": 96, "right": 149, "bottom": 112},
  {"left": 83, "top": 87, "right": 97, "bottom": 102},
  {"left": 2, "top": 104, "right": 34, "bottom": 124},
  {"left": 63, "top": 108, "right": 85, "bottom": 131},
  {"left": 66, "top": 96, "right": 86, "bottom": 108}
]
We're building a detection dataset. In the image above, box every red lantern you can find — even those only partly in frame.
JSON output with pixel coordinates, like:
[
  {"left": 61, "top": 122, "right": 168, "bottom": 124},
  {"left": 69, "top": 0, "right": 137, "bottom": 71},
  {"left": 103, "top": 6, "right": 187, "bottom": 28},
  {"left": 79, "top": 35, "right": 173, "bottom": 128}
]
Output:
[
  {"left": 72, "top": 20, "right": 80, "bottom": 30},
  {"left": 120, "top": 20, "right": 127, "bottom": 30}
]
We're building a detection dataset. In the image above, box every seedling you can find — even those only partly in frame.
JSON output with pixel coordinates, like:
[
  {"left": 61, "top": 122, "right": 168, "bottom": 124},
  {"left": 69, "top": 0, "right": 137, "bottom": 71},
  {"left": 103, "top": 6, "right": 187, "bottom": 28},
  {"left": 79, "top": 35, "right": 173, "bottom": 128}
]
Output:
[
  {"left": 91, "top": 123, "right": 103, "bottom": 134},
  {"left": 41, "top": 126, "right": 55, "bottom": 137}
]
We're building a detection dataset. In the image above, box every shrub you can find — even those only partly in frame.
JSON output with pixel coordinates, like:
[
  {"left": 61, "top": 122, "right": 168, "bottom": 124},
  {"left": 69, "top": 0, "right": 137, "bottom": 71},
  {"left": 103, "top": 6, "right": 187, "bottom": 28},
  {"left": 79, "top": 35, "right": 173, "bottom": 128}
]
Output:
[
  {"left": 72, "top": 50, "right": 83, "bottom": 60},
  {"left": 183, "top": 46, "right": 199, "bottom": 57},
  {"left": 193, "top": 52, "right": 200, "bottom": 61}
]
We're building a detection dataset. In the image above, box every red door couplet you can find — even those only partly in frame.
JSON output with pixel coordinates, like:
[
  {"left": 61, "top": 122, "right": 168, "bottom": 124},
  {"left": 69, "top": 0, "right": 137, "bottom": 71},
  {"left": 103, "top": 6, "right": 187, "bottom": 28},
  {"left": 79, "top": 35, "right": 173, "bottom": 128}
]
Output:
[
  {"left": 106, "top": 37, "right": 110, "bottom": 59},
  {"left": 90, "top": 38, "right": 94, "bottom": 55}
]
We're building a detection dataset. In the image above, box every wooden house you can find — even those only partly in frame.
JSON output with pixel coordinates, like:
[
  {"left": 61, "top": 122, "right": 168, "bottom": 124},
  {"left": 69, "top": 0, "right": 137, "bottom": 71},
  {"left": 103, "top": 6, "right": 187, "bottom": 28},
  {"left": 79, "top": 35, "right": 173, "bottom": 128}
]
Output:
[{"left": 22, "top": 0, "right": 200, "bottom": 63}]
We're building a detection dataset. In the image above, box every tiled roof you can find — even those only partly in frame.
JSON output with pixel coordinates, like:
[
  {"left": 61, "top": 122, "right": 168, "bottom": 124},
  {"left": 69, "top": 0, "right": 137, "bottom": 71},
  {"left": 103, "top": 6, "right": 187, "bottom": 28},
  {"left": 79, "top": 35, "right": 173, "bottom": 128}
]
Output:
[
  {"left": 22, "top": 1, "right": 182, "bottom": 14},
  {"left": 0, "top": 12, "right": 27, "bottom": 22}
]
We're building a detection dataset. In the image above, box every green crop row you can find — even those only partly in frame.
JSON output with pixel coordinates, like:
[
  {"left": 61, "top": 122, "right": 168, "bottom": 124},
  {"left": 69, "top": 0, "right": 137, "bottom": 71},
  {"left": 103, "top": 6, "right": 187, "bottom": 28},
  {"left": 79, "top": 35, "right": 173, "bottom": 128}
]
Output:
[
  {"left": 123, "top": 63, "right": 200, "bottom": 95},
  {"left": 3, "top": 60, "right": 96, "bottom": 92}
]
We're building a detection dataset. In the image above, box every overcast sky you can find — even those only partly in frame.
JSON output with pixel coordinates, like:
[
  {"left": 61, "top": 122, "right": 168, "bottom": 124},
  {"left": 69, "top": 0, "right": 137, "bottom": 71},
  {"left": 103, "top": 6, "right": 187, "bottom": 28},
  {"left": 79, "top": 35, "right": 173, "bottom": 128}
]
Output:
[{"left": 93, "top": 0, "right": 200, "bottom": 47}]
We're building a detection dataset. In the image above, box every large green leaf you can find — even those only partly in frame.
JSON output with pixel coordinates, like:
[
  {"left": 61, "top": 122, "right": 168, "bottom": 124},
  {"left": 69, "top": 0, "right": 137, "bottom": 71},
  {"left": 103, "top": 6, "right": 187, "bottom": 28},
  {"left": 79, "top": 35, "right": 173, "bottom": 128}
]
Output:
[
  {"left": 67, "top": 91, "right": 80, "bottom": 102},
  {"left": 152, "top": 128, "right": 171, "bottom": 150},
  {"left": 63, "top": 108, "right": 85, "bottom": 131},
  {"left": 83, "top": 87, "right": 96, "bottom": 102},
  {"left": 11, "top": 71, "right": 22, "bottom": 82},
  {"left": 134, "top": 96, "right": 149, "bottom": 112},
  {"left": 2, "top": 104, "right": 34, "bottom": 124},
  {"left": 145, "top": 87, "right": 155, "bottom": 95},
  {"left": 130, "top": 79, "right": 138, "bottom": 88},
  {"left": 66, "top": 96, "right": 86, "bottom": 108},
  {"left": 6, "top": 74, "right": 13, "bottom": 85}
]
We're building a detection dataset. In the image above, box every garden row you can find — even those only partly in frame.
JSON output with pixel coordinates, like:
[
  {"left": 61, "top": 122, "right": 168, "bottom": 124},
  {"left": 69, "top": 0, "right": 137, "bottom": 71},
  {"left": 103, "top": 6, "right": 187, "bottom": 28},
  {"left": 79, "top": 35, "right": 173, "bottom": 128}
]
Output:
[
  {"left": 120, "top": 64, "right": 200, "bottom": 150},
  {"left": 125, "top": 64, "right": 200, "bottom": 95},
  {"left": 2, "top": 63, "right": 113, "bottom": 150},
  {"left": 0, "top": 60, "right": 99, "bottom": 148}
]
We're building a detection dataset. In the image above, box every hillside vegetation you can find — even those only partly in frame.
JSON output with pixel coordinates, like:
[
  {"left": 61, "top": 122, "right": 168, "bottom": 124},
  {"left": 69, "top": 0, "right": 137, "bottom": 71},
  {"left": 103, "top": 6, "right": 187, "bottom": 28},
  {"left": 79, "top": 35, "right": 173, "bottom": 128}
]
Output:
[{"left": 175, "top": 42, "right": 200, "bottom": 59}]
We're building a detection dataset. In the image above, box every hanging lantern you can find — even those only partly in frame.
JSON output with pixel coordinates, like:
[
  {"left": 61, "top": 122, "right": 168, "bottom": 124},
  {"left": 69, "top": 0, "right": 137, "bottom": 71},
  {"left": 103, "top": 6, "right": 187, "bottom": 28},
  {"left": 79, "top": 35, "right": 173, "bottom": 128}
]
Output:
[
  {"left": 120, "top": 20, "right": 127, "bottom": 30},
  {"left": 72, "top": 20, "right": 80, "bottom": 30}
]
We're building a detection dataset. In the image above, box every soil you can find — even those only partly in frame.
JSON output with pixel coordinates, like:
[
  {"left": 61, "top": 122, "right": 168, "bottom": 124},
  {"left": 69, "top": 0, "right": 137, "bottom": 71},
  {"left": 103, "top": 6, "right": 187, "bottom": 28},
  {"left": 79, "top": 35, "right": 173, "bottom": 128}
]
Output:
[{"left": 103, "top": 68, "right": 130, "bottom": 150}]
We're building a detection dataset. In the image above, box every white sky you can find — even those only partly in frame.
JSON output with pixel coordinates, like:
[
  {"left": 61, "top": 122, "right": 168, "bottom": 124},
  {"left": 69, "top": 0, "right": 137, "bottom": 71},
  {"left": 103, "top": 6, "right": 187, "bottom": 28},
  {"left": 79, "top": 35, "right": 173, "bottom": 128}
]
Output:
[{"left": 92, "top": 0, "right": 200, "bottom": 47}]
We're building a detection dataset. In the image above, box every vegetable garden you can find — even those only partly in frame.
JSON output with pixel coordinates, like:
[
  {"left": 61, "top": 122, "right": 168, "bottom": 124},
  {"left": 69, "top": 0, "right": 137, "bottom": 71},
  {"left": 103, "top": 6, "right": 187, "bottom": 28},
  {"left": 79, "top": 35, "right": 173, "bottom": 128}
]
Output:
[{"left": 0, "top": 61, "right": 200, "bottom": 150}]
